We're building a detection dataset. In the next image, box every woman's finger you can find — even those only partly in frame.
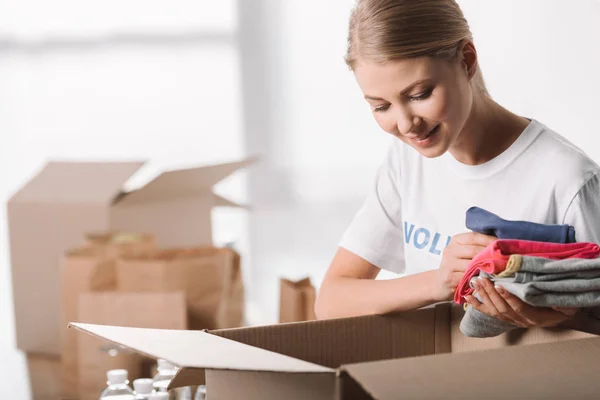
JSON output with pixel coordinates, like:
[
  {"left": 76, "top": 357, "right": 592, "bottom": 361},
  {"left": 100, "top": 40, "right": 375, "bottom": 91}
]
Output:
[
  {"left": 475, "top": 278, "right": 532, "bottom": 327},
  {"left": 493, "top": 285, "right": 540, "bottom": 326},
  {"left": 552, "top": 306, "right": 578, "bottom": 316},
  {"left": 468, "top": 280, "right": 508, "bottom": 320},
  {"left": 454, "top": 244, "right": 489, "bottom": 260},
  {"left": 465, "top": 292, "right": 526, "bottom": 327},
  {"left": 454, "top": 232, "right": 497, "bottom": 247}
]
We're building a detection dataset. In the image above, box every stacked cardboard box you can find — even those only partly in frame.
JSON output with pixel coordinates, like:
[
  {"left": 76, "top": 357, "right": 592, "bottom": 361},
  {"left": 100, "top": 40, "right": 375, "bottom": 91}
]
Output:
[{"left": 6, "top": 159, "right": 252, "bottom": 399}]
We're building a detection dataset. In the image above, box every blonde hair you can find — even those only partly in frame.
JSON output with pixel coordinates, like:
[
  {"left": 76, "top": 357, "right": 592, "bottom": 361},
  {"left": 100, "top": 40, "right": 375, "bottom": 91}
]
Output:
[{"left": 345, "top": 0, "right": 488, "bottom": 95}]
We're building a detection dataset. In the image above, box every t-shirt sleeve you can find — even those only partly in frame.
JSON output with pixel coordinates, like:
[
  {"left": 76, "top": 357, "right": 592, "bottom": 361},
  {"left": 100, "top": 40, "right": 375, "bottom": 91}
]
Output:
[
  {"left": 563, "top": 173, "right": 600, "bottom": 245},
  {"left": 339, "top": 146, "right": 405, "bottom": 274}
]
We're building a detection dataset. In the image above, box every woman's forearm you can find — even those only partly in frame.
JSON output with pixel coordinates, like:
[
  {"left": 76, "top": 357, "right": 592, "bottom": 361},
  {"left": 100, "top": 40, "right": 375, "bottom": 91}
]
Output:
[{"left": 315, "top": 270, "right": 440, "bottom": 319}]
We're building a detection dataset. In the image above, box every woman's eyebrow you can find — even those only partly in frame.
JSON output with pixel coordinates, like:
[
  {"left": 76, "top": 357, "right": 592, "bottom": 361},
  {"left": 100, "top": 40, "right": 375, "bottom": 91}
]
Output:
[
  {"left": 364, "top": 79, "right": 430, "bottom": 101},
  {"left": 399, "top": 79, "right": 429, "bottom": 95}
]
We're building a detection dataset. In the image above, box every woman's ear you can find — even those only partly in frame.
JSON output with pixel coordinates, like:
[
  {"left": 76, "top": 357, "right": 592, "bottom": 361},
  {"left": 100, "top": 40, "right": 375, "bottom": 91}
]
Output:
[{"left": 459, "top": 40, "right": 478, "bottom": 80}]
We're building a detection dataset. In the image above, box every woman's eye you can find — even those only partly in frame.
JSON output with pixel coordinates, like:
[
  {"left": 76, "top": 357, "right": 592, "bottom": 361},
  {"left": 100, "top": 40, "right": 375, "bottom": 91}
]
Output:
[
  {"left": 410, "top": 88, "right": 433, "bottom": 101},
  {"left": 373, "top": 104, "right": 390, "bottom": 113}
]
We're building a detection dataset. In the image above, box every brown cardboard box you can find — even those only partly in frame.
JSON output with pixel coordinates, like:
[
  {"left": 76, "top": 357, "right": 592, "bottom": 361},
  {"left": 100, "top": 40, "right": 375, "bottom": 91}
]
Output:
[
  {"left": 279, "top": 277, "right": 317, "bottom": 323},
  {"left": 69, "top": 303, "right": 600, "bottom": 399},
  {"left": 7, "top": 158, "right": 253, "bottom": 355}
]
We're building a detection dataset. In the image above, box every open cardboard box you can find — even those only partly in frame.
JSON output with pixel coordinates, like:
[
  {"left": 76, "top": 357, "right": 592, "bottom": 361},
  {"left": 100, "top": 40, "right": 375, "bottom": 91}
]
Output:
[
  {"left": 70, "top": 303, "right": 600, "bottom": 399},
  {"left": 8, "top": 158, "right": 253, "bottom": 356}
]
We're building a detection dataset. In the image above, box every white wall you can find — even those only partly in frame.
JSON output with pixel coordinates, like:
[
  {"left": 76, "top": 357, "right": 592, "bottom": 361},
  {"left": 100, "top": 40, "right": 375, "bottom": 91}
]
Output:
[
  {"left": 1, "top": 1, "right": 600, "bottom": 398},
  {"left": 462, "top": 0, "right": 600, "bottom": 161}
]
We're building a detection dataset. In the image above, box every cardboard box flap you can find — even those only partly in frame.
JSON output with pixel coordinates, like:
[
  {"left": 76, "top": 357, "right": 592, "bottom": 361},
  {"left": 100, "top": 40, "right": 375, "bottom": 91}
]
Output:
[
  {"left": 69, "top": 323, "right": 331, "bottom": 373},
  {"left": 115, "top": 158, "right": 255, "bottom": 205},
  {"left": 9, "top": 161, "right": 145, "bottom": 204},
  {"left": 213, "top": 193, "right": 245, "bottom": 208},
  {"left": 282, "top": 277, "right": 312, "bottom": 288},
  {"left": 169, "top": 367, "right": 207, "bottom": 389},
  {"left": 340, "top": 336, "right": 600, "bottom": 399}
]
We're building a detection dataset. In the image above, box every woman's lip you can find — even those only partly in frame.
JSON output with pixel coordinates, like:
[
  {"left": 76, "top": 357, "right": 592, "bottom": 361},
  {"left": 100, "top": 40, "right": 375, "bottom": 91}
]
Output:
[{"left": 411, "top": 124, "right": 440, "bottom": 147}]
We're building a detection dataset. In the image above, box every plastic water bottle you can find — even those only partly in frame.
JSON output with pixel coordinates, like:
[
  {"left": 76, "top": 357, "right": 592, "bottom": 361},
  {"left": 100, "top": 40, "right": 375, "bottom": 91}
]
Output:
[
  {"left": 194, "top": 385, "right": 206, "bottom": 400},
  {"left": 152, "top": 359, "right": 192, "bottom": 400},
  {"left": 149, "top": 393, "right": 169, "bottom": 400},
  {"left": 99, "top": 369, "right": 135, "bottom": 400},
  {"left": 133, "top": 378, "right": 154, "bottom": 400}
]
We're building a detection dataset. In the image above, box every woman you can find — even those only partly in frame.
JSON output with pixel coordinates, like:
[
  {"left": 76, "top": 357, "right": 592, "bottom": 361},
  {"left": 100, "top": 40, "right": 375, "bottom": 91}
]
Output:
[{"left": 315, "top": 0, "right": 600, "bottom": 328}]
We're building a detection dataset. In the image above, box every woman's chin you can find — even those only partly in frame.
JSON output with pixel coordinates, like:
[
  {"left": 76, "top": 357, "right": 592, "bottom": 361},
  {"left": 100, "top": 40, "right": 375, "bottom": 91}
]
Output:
[{"left": 411, "top": 141, "right": 448, "bottom": 158}]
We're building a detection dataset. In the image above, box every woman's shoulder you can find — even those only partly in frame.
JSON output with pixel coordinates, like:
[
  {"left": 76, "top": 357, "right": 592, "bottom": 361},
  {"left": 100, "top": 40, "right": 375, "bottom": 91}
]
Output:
[{"left": 530, "top": 120, "right": 600, "bottom": 182}]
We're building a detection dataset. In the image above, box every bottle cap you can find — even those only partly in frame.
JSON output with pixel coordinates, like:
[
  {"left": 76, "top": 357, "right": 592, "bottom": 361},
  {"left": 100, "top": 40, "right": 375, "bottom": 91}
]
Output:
[
  {"left": 133, "top": 378, "right": 154, "bottom": 394},
  {"left": 106, "top": 369, "right": 128, "bottom": 385}
]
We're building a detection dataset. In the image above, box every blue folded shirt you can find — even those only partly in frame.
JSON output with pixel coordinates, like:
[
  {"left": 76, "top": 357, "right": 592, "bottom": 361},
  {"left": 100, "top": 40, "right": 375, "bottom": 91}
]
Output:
[{"left": 466, "top": 206, "right": 576, "bottom": 243}]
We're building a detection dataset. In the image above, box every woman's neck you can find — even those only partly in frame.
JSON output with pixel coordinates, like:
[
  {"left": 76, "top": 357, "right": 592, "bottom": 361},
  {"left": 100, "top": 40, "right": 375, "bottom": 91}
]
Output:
[{"left": 449, "top": 92, "right": 530, "bottom": 166}]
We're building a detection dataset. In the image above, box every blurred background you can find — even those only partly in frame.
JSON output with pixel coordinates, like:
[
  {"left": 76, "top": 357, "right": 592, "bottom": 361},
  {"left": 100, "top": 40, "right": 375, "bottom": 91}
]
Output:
[{"left": 1, "top": 0, "right": 599, "bottom": 397}]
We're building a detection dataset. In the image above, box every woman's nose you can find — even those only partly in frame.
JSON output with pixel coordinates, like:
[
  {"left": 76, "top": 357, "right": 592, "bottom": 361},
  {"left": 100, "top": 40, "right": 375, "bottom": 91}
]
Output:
[{"left": 396, "top": 111, "right": 421, "bottom": 136}]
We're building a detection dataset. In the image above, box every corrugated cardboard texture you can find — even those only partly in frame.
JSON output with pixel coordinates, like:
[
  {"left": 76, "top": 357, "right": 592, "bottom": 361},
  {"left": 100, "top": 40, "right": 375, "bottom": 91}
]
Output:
[
  {"left": 8, "top": 202, "right": 109, "bottom": 355},
  {"left": 433, "top": 302, "right": 451, "bottom": 354},
  {"left": 70, "top": 323, "right": 330, "bottom": 374},
  {"left": 279, "top": 277, "right": 317, "bottom": 323},
  {"left": 206, "top": 369, "right": 334, "bottom": 400},
  {"left": 449, "top": 303, "right": 596, "bottom": 353},
  {"left": 76, "top": 292, "right": 187, "bottom": 400},
  {"left": 26, "top": 354, "right": 61, "bottom": 400},
  {"left": 342, "top": 336, "right": 600, "bottom": 399},
  {"left": 213, "top": 309, "right": 437, "bottom": 369},
  {"left": 69, "top": 304, "right": 600, "bottom": 400}
]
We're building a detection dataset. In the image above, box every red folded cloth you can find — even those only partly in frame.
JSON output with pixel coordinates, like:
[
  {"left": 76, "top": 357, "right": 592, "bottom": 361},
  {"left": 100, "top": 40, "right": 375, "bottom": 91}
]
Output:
[{"left": 454, "top": 240, "right": 600, "bottom": 304}]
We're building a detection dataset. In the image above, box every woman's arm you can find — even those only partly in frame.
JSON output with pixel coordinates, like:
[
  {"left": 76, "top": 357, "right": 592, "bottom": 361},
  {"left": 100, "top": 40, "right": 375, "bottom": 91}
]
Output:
[
  {"left": 315, "top": 247, "right": 438, "bottom": 319},
  {"left": 316, "top": 231, "right": 496, "bottom": 319}
]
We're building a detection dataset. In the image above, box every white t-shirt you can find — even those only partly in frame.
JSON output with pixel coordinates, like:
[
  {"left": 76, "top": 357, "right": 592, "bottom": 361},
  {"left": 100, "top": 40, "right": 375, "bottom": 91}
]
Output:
[{"left": 340, "top": 119, "right": 600, "bottom": 275}]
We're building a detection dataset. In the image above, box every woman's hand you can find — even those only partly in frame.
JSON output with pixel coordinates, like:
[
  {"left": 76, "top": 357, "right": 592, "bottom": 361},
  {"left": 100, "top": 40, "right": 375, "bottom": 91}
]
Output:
[
  {"left": 434, "top": 232, "right": 497, "bottom": 302},
  {"left": 465, "top": 277, "right": 578, "bottom": 328}
]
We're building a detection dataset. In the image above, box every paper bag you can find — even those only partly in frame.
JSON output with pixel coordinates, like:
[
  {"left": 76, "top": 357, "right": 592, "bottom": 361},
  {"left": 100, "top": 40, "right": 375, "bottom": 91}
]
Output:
[
  {"left": 116, "top": 247, "right": 244, "bottom": 330},
  {"left": 26, "top": 354, "right": 61, "bottom": 400},
  {"left": 279, "top": 277, "right": 317, "bottom": 323},
  {"left": 60, "top": 233, "right": 155, "bottom": 399},
  {"left": 76, "top": 292, "right": 187, "bottom": 400},
  {"left": 86, "top": 232, "right": 155, "bottom": 290},
  {"left": 223, "top": 251, "right": 244, "bottom": 328}
]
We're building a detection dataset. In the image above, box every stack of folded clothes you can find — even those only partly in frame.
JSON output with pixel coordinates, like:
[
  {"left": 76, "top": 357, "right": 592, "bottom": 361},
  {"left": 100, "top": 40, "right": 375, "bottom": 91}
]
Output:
[{"left": 456, "top": 207, "right": 600, "bottom": 337}]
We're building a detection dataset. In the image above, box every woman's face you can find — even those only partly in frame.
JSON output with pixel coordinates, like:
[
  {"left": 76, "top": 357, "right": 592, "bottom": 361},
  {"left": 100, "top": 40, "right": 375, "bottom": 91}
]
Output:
[{"left": 353, "top": 55, "right": 473, "bottom": 158}]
